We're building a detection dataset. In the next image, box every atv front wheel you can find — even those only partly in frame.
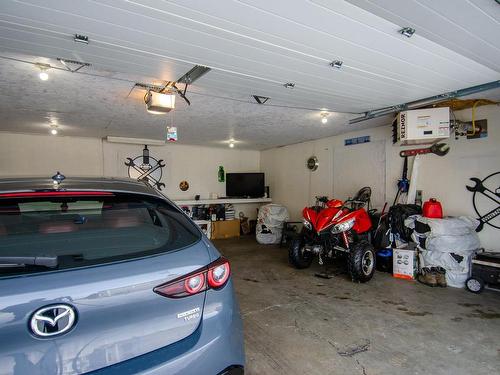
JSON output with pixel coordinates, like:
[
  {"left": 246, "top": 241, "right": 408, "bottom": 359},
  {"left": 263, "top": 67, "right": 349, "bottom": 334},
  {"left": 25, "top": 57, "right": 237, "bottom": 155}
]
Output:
[
  {"left": 289, "top": 237, "right": 313, "bottom": 269},
  {"left": 348, "top": 240, "right": 376, "bottom": 282}
]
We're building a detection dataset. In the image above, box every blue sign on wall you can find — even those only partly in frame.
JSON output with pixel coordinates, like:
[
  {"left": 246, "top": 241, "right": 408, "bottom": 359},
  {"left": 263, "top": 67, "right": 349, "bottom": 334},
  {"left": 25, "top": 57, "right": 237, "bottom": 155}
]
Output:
[{"left": 345, "top": 136, "right": 370, "bottom": 146}]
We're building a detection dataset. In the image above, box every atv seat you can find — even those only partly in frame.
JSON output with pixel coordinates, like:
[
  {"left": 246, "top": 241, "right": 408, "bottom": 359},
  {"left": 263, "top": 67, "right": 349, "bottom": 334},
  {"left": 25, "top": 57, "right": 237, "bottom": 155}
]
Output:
[{"left": 349, "top": 187, "right": 372, "bottom": 210}]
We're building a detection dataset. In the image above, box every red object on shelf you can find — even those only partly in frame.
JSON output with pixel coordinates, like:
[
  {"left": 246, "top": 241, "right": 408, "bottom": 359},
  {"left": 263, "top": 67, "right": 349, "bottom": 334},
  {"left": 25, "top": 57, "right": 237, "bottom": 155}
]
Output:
[{"left": 423, "top": 198, "right": 443, "bottom": 219}]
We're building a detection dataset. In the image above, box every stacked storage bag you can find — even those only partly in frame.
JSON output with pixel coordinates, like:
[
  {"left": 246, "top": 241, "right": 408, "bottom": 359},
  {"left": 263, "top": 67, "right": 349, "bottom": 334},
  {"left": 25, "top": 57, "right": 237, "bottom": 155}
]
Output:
[
  {"left": 256, "top": 204, "right": 289, "bottom": 245},
  {"left": 406, "top": 216, "right": 480, "bottom": 288}
]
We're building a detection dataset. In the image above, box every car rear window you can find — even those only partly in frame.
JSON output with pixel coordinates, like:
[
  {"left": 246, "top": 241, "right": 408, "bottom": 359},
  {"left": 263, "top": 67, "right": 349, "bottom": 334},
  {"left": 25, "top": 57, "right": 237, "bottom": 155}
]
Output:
[{"left": 0, "top": 191, "right": 201, "bottom": 277}]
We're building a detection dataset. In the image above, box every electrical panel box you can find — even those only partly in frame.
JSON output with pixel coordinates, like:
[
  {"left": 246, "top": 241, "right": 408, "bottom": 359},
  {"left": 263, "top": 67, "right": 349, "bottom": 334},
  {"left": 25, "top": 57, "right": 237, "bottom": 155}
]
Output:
[{"left": 397, "top": 107, "right": 450, "bottom": 145}]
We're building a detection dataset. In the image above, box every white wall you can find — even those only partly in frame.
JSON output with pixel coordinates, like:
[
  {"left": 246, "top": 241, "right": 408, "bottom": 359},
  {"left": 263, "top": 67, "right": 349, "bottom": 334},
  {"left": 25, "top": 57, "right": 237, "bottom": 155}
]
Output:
[
  {"left": 101, "top": 142, "right": 260, "bottom": 200},
  {"left": 0, "top": 133, "right": 261, "bottom": 218},
  {"left": 0, "top": 133, "right": 104, "bottom": 176},
  {"left": 261, "top": 105, "right": 500, "bottom": 251}
]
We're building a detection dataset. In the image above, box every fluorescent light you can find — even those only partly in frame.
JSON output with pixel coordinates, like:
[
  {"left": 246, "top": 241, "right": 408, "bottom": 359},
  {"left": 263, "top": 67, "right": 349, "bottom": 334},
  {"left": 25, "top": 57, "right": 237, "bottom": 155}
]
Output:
[
  {"left": 145, "top": 91, "right": 175, "bottom": 114},
  {"left": 106, "top": 136, "right": 166, "bottom": 146}
]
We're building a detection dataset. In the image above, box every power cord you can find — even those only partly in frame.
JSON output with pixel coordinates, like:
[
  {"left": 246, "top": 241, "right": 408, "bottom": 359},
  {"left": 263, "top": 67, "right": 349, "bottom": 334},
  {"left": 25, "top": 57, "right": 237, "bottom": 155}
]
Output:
[{"left": 467, "top": 100, "right": 480, "bottom": 136}]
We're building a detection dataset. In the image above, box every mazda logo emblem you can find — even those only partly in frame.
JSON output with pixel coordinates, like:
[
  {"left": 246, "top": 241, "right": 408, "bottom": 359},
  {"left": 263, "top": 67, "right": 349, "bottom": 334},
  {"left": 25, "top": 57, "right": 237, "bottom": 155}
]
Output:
[{"left": 30, "top": 304, "right": 77, "bottom": 338}]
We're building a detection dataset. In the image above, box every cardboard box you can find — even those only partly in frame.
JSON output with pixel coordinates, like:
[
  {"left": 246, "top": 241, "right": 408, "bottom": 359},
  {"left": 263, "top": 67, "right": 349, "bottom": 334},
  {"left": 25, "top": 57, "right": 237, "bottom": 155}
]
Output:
[
  {"left": 212, "top": 219, "right": 240, "bottom": 240},
  {"left": 393, "top": 247, "right": 416, "bottom": 280}
]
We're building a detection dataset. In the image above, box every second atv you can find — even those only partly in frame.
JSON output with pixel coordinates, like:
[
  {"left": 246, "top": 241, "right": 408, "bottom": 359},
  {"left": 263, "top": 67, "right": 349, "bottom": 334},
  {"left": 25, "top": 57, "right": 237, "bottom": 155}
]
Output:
[{"left": 289, "top": 187, "right": 376, "bottom": 282}]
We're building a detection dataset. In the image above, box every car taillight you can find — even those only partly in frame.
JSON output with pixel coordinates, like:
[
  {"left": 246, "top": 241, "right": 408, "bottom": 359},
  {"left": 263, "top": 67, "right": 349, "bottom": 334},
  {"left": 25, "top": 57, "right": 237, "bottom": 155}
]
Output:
[
  {"left": 154, "top": 257, "right": 231, "bottom": 298},
  {"left": 207, "top": 259, "right": 231, "bottom": 288},
  {"left": 185, "top": 273, "right": 205, "bottom": 294}
]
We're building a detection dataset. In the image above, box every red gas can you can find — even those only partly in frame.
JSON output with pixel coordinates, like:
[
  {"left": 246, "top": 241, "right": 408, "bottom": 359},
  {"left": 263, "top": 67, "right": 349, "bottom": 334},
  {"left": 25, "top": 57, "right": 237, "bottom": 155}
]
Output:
[{"left": 423, "top": 198, "right": 443, "bottom": 219}]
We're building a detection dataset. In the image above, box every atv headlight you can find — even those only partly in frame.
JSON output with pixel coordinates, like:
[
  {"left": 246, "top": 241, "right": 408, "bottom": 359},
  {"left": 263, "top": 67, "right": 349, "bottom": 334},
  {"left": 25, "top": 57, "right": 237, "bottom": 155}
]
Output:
[
  {"left": 331, "top": 218, "right": 355, "bottom": 234},
  {"left": 303, "top": 218, "right": 312, "bottom": 230}
]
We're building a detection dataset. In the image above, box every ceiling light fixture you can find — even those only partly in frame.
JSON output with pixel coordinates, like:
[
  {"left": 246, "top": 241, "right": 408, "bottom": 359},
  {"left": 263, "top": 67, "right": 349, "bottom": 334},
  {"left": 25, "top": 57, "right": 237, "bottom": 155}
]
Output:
[
  {"left": 145, "top": 90, "right": 176, "bottom": 114},
  {"left": 283, "top": 82, "right": 295, "bottom": 89},
  {"left": 329, "top": 60, "right": 343, "bottom": 69},
  {"left": 36, "top": 63, "right": 51, "bottom": 81},
  {"left": 229, "top": 142, "right": 235, "bottom": 148},
  {"left": 135, "top": 65, "right": 210, "bottom": 111},
  {"left": 50, "top": 126, "right": 58, "bottom": 135},
  {"left": 399, "top": 27, "right": 415, "bottom": 38},
  {"left": 320, "top": 112, "right": 330, "bottom": 124}
]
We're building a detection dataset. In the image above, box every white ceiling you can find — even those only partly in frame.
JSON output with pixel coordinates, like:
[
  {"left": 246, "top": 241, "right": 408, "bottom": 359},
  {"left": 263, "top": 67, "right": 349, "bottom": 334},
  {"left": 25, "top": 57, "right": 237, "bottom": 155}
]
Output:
[
  {"left": 345, "top": 0, "right": 500, "bottom": 72},
  {"left": 0, "top": 0, "right": 499, "bottom": 149}
]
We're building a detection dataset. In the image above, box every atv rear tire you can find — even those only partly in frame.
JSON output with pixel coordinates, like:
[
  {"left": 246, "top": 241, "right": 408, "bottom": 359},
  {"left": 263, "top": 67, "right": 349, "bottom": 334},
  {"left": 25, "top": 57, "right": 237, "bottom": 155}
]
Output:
[
  {"left": 289, "top": 237, "right": 313, "bottom": 269},
  {"left": 348, "top": 240, "right": 376, "bottom": 282}
]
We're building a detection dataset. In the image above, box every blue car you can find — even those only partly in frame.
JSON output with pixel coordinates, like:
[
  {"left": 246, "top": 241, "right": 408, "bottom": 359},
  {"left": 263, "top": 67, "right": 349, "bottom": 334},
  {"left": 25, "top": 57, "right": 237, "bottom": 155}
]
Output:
[{"left": 0, "top": 176, "right": 244, "bottom": 375}]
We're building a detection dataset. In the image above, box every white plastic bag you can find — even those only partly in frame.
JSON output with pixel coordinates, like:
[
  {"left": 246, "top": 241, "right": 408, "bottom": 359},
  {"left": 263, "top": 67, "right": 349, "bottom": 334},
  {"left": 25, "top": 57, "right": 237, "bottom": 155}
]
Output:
[
  {"left": 408, "top": 216, "right": 480, "bottom": 288},
  {"left": 256, "top": 204, "right": 289, "bottom": 244},
  {"left": 426, "top": 234, "right": 480, "bottom": 254},
  {"left": 419, "top": 216, "right": 479, "bottom": 236},
  {"left": 256, "top": 231, "right": 282, "bottom": 245},
  {"left": 446, "top": 271, "right": 469, "bottom": 289}
]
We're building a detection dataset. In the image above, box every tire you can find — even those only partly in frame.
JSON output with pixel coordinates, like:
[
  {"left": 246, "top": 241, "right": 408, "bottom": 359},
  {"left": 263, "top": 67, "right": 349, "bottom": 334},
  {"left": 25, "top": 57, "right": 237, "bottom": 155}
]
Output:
[
  {"left": 289, "top": 237, "right": 313, "bottom": 269},
  {"left": 348, "top": 240, "right": 376, "bottom": 282},
  {"left": 466, "top": 276, "right": 484, "bottom": 294}
]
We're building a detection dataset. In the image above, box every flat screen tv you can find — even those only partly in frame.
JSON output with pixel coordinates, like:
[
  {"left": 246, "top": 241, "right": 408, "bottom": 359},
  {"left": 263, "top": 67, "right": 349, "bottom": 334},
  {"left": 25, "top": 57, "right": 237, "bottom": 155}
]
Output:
[{"left": 226, "top": 173, "right": 265, "bottom": 198}]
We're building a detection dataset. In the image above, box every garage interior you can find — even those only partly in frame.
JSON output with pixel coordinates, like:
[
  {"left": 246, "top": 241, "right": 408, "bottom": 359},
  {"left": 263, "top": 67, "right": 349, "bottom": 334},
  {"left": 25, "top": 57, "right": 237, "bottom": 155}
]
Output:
[{"left": 0, "top": 1, "right": 499, "bottom": 374}]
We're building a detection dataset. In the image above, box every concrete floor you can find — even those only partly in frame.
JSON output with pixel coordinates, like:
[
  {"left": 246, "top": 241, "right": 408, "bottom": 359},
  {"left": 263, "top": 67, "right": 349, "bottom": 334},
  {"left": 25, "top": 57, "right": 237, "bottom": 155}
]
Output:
[{"left": 214, "top": 236, "right": 500, "bottom": 375}]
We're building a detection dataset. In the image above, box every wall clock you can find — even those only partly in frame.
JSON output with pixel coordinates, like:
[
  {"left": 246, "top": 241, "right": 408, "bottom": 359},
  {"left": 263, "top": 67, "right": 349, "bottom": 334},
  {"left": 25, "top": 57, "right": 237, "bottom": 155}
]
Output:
[{"left": 306, "top": 156, "right": 319, "bottom": 171}]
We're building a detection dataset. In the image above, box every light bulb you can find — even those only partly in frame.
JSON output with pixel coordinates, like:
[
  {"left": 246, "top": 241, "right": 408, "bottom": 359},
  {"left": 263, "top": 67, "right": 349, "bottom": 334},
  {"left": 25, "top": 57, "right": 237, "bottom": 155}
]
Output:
[
  {"left": 39, "top": 71, "right": 49, "bottom": 81},
  {"left": 229, "top": 142, "right": 235, "bottom": 148},
  {"left": 321, "top": 117, "right": 328, "bottom": 124},
  {"left": 50, "top": 128, "right": 58, "bottom": 135}
]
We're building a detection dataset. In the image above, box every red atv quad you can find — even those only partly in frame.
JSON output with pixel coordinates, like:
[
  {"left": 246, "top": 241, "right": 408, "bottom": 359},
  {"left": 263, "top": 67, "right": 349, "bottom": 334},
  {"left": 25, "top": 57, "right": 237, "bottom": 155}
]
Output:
[{"left": 289, "top": 187, "right": 376, "bottom": 282}]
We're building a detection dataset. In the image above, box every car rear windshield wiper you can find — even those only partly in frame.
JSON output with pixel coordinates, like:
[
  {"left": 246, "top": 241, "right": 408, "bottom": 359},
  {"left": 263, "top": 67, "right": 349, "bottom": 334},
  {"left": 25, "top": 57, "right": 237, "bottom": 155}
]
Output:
[{"left": 0, "top": 256, "right": 58, "bottom": 269}]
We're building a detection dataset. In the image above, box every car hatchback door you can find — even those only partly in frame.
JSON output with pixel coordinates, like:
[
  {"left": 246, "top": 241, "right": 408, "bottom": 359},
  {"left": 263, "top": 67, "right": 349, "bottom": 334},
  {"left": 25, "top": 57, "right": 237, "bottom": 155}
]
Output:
[{"left": 0, "top": 191, "right": 210, "bottom": 374}]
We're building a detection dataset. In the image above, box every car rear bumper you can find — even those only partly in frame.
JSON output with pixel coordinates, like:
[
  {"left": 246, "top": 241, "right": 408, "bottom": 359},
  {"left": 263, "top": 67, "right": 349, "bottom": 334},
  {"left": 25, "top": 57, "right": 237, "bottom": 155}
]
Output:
[{"left": 88, "top": 279, "right": 245, "bottom": 375}]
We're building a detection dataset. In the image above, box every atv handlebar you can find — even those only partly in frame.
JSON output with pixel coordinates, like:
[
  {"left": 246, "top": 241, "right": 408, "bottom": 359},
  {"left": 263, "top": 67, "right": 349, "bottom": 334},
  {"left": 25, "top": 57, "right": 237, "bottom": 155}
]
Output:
[{"left": 314, "top": 197, "right": 369, "bottom": 210}]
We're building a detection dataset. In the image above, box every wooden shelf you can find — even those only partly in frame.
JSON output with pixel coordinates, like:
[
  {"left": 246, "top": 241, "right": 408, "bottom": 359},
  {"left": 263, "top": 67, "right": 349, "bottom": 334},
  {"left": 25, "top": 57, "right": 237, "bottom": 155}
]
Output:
[{"left": 174, "top": 197, "right": 272, "bottom": 205}]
